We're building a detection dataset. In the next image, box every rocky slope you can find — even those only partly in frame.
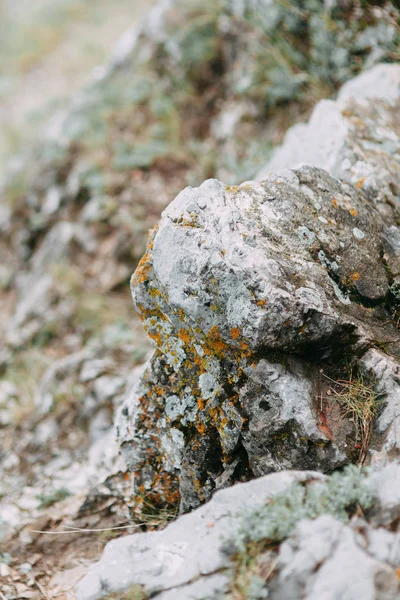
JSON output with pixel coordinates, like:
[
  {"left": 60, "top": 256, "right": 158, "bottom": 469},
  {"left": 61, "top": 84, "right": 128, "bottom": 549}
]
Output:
[
  {"left": 1, "top": 0, "right": 400, "bottom": 598},
  {"left": 78, "top": 62, "right": 400, "bottom": 599}
]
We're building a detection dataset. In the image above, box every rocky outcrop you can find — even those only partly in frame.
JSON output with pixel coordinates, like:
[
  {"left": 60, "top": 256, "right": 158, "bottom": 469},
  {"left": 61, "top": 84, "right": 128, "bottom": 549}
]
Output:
[
  {"left": 1, "top": 2, "right": 399, "bottom": 542},
  {"left": 118, "top": 162, "right": 400, "bottom": 513},
  {"left": 257, "top": 63, "right": 400, "bottom": 226},
  {"left": 76, "top": 465, "right": 400, "bottom": 600},
  {"left": 0, "top": 0, "right": 399, "bottom": 595}
]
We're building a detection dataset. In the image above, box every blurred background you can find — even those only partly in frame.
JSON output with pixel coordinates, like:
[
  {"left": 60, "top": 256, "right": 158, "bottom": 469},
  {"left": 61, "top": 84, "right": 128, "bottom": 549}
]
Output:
[
  {"left": 0, "top": 0, "right": 155, "bottom": 161},
  {"left": 0, "top": 0, "right": 399, "bottom": 597}
]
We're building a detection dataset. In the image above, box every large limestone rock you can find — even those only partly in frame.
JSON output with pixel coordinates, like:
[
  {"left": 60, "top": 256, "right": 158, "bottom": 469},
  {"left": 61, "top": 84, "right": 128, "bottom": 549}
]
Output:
[
  {"left": 76, "top": 465, "right": 400, "bottom": 600},
  {"left": 118, "top": 166, "right": 400, "bottom": 512},
  {"left": 257, "top": 64, "right": 400, "bottom": 225}
]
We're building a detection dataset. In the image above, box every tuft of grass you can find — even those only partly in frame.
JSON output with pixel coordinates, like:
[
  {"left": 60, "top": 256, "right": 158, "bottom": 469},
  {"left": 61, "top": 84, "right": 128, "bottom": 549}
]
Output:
[
  {"left": 102, "top": 585, "right": 148, "bottom": 600},
  {"left": 4, "top": 350, "right": 50, "bottom": 424},
  {"left": 134, "top": 497, "right": 178, "bottom": 530},
  {"left": 324, "top": 370, "right": 385, "bottom": 464}
]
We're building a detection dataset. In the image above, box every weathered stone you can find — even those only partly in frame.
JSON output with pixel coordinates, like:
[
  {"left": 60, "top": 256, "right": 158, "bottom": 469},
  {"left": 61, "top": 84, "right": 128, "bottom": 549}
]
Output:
[
  {"left": 118, "top": 166, "right": 400, "bottom": 512},
  {"left": 258, "top": 64, "right": 400, "bottom": 225},
  {"left": 76, "top": 466, "right": 400, "bottom": 600},
  {"left": 360, "top": 350, "right": 400, "bottom": 462},
  {"left": 239, "top": 358, "right": 345, "bottom": 477},
  {"left": 75, "top": 470, "right": 323, "bottom": 600},
  {"left": 271, "top": 515, "right": 400, "bottom": 600}
]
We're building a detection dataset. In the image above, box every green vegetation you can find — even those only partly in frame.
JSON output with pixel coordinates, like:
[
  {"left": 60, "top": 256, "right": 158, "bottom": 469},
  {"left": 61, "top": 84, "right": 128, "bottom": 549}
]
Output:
[
  {"left": 228, "top": 465, "right": 374, "bottom": 599},
  {"left": 0, "top": 0, "right": 132, "bottom": 78},
  {"left": 232, "top": 466, "right": 373, "bottom": 551},
  {"left": 36, "top": 487, "right": 72, "bottom": 509}
]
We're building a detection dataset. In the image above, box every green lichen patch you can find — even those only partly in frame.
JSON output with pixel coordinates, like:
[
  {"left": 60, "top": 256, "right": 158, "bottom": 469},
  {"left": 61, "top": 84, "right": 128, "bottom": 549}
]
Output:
[{"left": 227, "top": 466, "right": 374, "bottom": 599}]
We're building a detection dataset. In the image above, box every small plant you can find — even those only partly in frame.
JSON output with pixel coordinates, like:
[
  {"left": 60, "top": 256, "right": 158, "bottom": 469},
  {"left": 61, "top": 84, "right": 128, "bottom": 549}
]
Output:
[
  {"left": 36, "top": 487, "right": 72, "bottom": 509},
  {"left": 227, "top": 466, "right": 374, "bottom": 599},
  {"left": 229, "top": 541, "right": 272, "bottom": 600},
  {"left": 324, "top": 369, "right": 385, "bottom": 464}
]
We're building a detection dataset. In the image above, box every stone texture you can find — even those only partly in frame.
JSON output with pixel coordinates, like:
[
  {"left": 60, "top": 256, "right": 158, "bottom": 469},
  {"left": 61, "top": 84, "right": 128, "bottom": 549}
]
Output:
[
  {"left": 270, "top": 515, "right": 400, "bottom": 600},
  {"left": 257, "top": 64, "right": 400, "bottom": 225},
  {"left": 360, "top": 350, "right": 400, "bottom": 463},
  {"left": 76, "top": 465, "right": 400, "bottom": 600},
  {"left": 75, "top": 470, "right": 322, "bottom": 600},
  {"left": 118, "top": 166, "right": 400, "bottom": 512}
]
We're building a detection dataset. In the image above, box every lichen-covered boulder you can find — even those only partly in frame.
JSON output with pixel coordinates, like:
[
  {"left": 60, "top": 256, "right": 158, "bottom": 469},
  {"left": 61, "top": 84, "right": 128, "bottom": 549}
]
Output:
[
  {"left": 118, "top": 166, "right": 400, "bottom": 512},
  {"left": 258, "top": 64, "right": 400, "bottom": 225}
]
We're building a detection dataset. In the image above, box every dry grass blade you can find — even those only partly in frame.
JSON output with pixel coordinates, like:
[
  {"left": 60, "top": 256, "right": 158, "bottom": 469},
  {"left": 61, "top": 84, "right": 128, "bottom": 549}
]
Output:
[{"left": 323, "top": 370, "right": 385, "bottom": 465}]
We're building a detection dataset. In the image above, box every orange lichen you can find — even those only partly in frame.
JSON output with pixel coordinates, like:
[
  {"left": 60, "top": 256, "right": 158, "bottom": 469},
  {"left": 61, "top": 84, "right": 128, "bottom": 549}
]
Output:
[
  {"left": 256, "top": 298, "right": 267, "bottom": 307},
  {"left": 131, "top": 225, "right": 158, "bottom": 287},
  {"left": 177, "top": 328, "right": 191, "bottom": 345},
  {"left": 177, "top": 308, "right": 186, "bottom": 322},
  {"left": 348, "top": 208, "right": 358, "bottom": 217},
  {"left": 197, "top": 398, "right": 205, "bottom": 411},
  {"left": 230, "top": 327, "right": 241, "bottom": 339},
  {"left": 148, "top": 287, "right": 162, "bottom": 298},
  {"left": 351, "top": 272, "right": 360, "bottom": 281},
  {"left": 332, "top": 198, "right": 338, "bottom": 209},
  {"left": 131, "top": 253, "right": 152, "bottom": 286},
  {"left": 207, "top": 325, "right": 229, "bottom": 356},
  {"left": 196, "top": 423, "right": 205, "bottom": 434},
  {"left": 148, "top": 330, "right": 162, "bottom": 345},
  {"left": 356, "top": 177, "right": 366, "bottom": 189}
]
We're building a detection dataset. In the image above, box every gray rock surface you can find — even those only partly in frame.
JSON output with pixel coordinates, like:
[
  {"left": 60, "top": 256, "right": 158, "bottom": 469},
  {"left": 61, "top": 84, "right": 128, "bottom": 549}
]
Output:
[
  {"left": 76, "top": 465, "right": 400, "bottom": 600},
  {"left": 2, "top": 2, "right": 400, "bottom": 595},
  {"left": 119, "top": 165, "right": 400, "bottom": 512},
  {"left": 75, "top": 470, "right": 322, "bottom": 600},
  {"left": 271, "top": 515, "right": 400, "bottom": 600},
  {"left": 360, "top": 350, "right": 400, "bottom": 460},
  {"left": 257, "top": 64, "right": 400, "bottom": 225}
]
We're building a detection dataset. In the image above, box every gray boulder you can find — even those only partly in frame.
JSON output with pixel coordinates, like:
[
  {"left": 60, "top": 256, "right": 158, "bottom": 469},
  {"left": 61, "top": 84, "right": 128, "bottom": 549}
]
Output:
[
  {"left": 118, "top": 166, "right": 400, "bottom": 512},
  {"left": 76, "top": 465, "right": 400, "bottom": 600},
  {"left": 74, "top": 470, "right": 325, "bottom": 600},
  {"left": 271, "top": 515, "right": 400, "bottom": 600}
]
